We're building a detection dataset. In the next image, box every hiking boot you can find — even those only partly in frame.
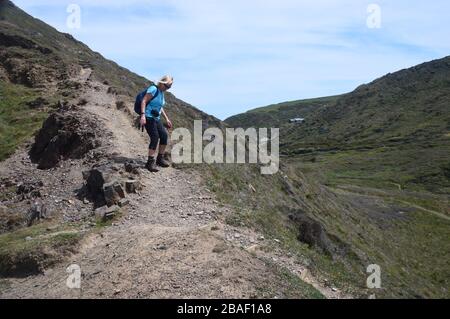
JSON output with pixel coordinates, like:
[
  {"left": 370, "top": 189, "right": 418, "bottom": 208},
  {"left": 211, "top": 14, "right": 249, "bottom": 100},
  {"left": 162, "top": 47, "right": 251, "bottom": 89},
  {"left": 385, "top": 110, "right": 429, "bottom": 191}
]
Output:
[
  {"left": 145, "top": 157, "right": 159, "bottom": 172},
  {"left": 163, "top": 152, "right": 172, "bottom": 162},
  {"left": 156, "top": 154, "right": 171, "bottom": 167}
]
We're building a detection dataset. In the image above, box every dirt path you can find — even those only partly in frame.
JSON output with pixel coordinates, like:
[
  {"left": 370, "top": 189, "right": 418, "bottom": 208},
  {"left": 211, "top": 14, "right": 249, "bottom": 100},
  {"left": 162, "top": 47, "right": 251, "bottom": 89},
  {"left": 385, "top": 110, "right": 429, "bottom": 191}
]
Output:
[
  {"left": 332, "top": 185, "right": 450, "bottom": 222},
  {"left": 0, "top": 70, "right": 348, "bottom": 299}
]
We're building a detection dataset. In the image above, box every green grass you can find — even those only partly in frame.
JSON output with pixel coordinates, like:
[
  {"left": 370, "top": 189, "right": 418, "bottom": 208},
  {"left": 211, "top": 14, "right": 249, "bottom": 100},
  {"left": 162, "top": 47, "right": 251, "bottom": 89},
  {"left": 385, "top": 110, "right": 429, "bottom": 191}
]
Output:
[
  {"left": 196, "top": 163, "right": 364, "bottom": 296},
  {"left": 287, "top": 154, "right": 450, "bottom": 297},
  {"left": 0, "top": 202, "right": 128, "bottom": 278},
  {"left": 0, "top": 278, "right": 11, "bottom": 293},
  {"left": 289, "top": 143, "right": 450, "bottom": 196},
  {"left": 0, "top": 82, "right": 49, "bottom": 161},
  {"left": 375, "top": 211, "right": 450, "bottom": 298},
  {"left": 94, "top": 207, "right": 124, "bottom": 228},
  {"left": 0, "top": 221, "right": 83, "bottom": 277},
  {"left": 193, "top": 158, "right": 450, "bottom": 298},
  {"left": 0, "top": 222, "right": 81, "bottom": 257},
  {"left": 256, "top": 262, "right": 325, "bottom": 299},
  {"left": 226, "top": 56, "right": 450, "bottom": 198}
]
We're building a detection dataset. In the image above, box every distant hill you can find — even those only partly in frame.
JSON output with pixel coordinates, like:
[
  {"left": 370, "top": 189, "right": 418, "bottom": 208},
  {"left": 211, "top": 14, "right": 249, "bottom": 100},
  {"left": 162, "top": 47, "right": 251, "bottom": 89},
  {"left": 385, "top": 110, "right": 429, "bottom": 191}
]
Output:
[
  {"left": 226, "top": 56, "right": 450, "bottom": 193},
  {"left": 226, "top": 57, "right": 450, "bottom": 145},
  {"left": 282, "top": 56, "right": 450, "bottom": 149},
  {"left": 225, "top": 95, "right": 341, "bottom": 129}
]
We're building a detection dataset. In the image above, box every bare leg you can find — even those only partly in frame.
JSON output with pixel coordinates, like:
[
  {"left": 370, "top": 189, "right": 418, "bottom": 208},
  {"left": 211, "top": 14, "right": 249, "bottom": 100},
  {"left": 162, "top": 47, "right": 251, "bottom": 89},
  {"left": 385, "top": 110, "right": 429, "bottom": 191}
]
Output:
[
  {"left": 148, "top": 149, "right": 156, "bottom": 157},
  {"left": 159, "top": 144, "right": 167, "bottom": 155}
]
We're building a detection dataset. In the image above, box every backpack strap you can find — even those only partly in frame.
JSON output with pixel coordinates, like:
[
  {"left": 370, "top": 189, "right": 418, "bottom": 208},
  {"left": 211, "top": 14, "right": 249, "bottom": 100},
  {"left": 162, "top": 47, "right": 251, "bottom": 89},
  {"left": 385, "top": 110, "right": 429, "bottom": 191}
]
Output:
[
  {"left": 149, "top": 85, "right": 160, "bottom": 100},
  {"left": 147, "top": 85, "right": 162, "bottom": 117}
]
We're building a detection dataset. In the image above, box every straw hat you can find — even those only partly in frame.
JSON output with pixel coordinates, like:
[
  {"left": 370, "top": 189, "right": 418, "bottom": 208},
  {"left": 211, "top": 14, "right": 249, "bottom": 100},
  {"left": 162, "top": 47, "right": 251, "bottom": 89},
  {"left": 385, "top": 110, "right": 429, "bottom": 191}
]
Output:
[{"left": 157, "top": 75, "right": 174, "bottom": 87}]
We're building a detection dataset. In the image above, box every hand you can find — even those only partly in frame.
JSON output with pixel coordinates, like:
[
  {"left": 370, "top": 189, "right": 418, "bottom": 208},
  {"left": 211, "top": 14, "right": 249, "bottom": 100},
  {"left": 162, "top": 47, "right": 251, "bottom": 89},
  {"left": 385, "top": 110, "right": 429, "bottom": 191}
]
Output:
[
  {"left": 140, "top": 114, "right": 146, "bottom": 127},
  {"left": 166, "top": 119, "right": 173, "bottom": 129}
]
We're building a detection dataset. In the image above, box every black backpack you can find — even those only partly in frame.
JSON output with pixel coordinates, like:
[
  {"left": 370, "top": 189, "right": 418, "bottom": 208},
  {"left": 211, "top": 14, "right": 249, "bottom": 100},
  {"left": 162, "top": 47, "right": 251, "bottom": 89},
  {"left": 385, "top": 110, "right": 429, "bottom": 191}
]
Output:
[{"left": 134, "top": 85, "right": 160, "bottom": 115}]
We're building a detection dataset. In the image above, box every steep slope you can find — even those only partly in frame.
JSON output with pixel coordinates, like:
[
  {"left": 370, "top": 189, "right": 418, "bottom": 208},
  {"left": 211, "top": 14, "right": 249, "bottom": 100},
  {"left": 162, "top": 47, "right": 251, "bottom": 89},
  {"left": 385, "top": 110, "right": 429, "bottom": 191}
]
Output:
[
  {"left": 0, "top": 1, "right": 335, "bottom": 299},
  {"left": 0, "top": 0, "right": 222, "bottom": 133},
  {"left": 2, "top": 65, "right": 339, "bottom": 298}
]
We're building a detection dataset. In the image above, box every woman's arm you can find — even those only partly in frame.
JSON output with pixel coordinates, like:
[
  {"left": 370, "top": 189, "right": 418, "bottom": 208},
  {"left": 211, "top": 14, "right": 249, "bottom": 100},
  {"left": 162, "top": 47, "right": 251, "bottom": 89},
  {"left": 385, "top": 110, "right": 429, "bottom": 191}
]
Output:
[
  {"left": 141, "top": 93, "right": 153, "bottom": 115},
  {"left": 140, "top": 93, "right": 153, "bottom": 127},
  {"left": 161, "top": 109, "right": 173, "bottom": 128}
]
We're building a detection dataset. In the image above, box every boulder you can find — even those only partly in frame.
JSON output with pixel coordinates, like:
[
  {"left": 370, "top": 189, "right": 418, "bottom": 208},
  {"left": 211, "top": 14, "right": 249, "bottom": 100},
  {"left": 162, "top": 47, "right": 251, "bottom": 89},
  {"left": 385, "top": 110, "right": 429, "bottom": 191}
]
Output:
[
  {"left": 115, "top": 101, "right": 126, "bottom": 110},
  {"left": 85, "top": 166, "right": 115, "bottom": 190},
  {"left": 83, "top": 165, "right": 116, "bottom": 206},
  {"left": 94, "top": 205, "right": 120, "bottom": 221},
  {"left": 26, "top": 198, "right": 47, "bottom": 226},
  {"left": 124, "top": 161, "right": 140, "bottom": 174},
  {"left": 288, "top": 210, "right": 349, "bottom": 259},
  {"left": 29, "top": 111, "right": 101, "bottom": 169},
  {"left": 125, "top": 180, "right": 140, "bottom": 193},
  {"left": 107, "top": 87, "right": 119, "bottom": 95},
  {"left": 16, "top": 183, "right": 35, "bottom": 195},
  {"left": 26, "top": 97, "right": 49, "bottom": 109},
  {"left": 83, "top": 165, "right": 142, "bottom": 208},
  {"left": 118, "top": 198, "right": 130, "bottom": 207},
  {"left": 103, "top": 181, "right": 125, "bottom": 207},
  {"left": 16, "top": 181, "right": 43, "bottom": 199}
]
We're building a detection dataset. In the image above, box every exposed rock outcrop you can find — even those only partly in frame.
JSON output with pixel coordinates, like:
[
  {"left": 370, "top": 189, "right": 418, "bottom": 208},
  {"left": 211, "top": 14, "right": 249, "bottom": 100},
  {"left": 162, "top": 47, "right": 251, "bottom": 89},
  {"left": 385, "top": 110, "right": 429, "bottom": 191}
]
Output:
[
  {"left": 26, "top": 198, "right": 47, "bottom": 226},
  {"left": 83, "top": 164, "right": 141, "bottom": 209},
  {"left": 29, "top": 111, "right": 101, "bottom": 169},
  {"left": 288, "top": 209, "right": 350, "bottom": 259}
]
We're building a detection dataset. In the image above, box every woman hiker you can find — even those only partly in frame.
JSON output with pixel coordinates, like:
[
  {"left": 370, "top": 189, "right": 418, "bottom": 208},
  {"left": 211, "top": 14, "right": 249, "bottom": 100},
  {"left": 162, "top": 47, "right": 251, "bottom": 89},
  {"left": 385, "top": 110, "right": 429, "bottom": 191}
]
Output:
[{"left": 139, "top": 75, "right": 174, "bottom": 172}]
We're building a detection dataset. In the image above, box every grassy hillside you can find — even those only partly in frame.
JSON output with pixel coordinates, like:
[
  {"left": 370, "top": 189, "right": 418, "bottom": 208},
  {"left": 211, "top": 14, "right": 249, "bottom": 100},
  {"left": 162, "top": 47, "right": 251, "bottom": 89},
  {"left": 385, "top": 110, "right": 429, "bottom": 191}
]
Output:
[
  {"left": 194, "top": 161, "right": 450, "bottom": 298},
  {"left": 226, "top": 56, "right": 450, "bottom": 194},
  {"left": 220, "top": 56, "right": 450, "bottom": 298},
  {"left": 0, "top": 82, "right": 49, "bottom": 161},
  {"left": 225, "top": 95, "right": 341, "bottom": 129}
]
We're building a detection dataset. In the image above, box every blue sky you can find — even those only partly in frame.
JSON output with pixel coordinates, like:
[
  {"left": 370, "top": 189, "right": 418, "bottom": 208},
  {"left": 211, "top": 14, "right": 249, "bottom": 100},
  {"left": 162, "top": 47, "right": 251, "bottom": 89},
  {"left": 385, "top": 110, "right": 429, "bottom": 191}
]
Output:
[{"left": 13, "top": 0, "right": 450, "bottom": 120}]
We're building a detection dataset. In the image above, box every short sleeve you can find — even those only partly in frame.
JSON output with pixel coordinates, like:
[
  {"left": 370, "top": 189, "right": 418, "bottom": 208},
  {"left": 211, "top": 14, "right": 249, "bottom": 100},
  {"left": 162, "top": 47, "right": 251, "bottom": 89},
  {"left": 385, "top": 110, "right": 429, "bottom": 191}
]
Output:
[{"left": 146, "top": 85, "right": 157, "bottom": 96}]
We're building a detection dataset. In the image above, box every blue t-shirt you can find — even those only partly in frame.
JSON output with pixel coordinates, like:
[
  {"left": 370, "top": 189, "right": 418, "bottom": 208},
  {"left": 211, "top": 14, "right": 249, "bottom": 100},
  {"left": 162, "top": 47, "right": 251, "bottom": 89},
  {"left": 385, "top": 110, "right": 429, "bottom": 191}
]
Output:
[{"left": 145, "top": 85, "right": 165, "bottom": 120}]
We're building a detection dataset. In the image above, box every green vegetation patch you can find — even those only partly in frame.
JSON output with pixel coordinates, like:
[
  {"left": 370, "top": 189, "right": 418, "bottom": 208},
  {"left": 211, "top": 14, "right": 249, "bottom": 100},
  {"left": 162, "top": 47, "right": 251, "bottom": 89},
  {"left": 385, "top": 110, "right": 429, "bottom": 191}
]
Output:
[
  {"left": 0, "top": 221, "right": 82, "bottom": 278},
  {"left": 0, "top": 82, "right": 49, "bottom": 161},
  {"left": 255, "top": 262, "right": 325, "bottom": 299}
]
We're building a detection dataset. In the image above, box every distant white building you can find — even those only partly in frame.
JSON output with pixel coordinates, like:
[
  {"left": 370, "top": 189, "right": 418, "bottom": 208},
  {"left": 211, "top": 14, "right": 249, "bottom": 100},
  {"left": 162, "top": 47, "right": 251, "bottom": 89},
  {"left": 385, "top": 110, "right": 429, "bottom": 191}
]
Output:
[{"left": 289, "top": 118, "right": 305, "bottom": 124}]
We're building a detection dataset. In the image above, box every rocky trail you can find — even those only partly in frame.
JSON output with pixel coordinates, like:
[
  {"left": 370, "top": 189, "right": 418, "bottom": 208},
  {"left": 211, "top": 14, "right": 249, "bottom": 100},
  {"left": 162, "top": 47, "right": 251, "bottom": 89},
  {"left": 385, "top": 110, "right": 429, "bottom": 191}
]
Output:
[{"left": 0, "top": 69, "right": 348, "bottom": 299}]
